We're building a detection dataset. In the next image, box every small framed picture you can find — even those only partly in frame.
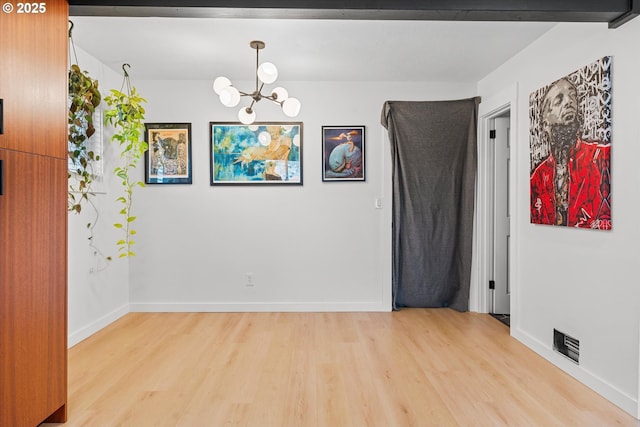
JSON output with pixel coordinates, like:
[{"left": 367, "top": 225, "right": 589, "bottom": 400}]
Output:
[
  {"left": 210, "top": 122, "right": 303, "bottom": 185},
  {"left": 322, "top": 126, "right": 365, "bottom": 182},
  {"left": 144, "top": 123, "right": 192, "bottom": 184}
]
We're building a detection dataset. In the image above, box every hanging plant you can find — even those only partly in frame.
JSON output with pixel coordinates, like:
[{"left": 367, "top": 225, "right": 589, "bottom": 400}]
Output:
[
  {"left": 68, "top": 21, "right": 102, "bottom": 213},
  {"left": 104, "top": 64, "right": 148, "bottom": 258},
  {"left": 67, "top": 20, "right": 112, "bottom": 267}
]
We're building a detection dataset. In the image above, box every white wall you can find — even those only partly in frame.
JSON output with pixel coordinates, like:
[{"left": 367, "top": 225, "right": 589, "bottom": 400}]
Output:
[
  {"left": 477, "top": 21, "right": 640, "bottom": 416},
  {"left": 68, "top": 47, "right": 130, "bottom": 346},
  {"left": 128, "top": 79, "right": 476, "bottom": 311},
  {"left": 67, "top": 45, "right": 476, "bottom": 335}
]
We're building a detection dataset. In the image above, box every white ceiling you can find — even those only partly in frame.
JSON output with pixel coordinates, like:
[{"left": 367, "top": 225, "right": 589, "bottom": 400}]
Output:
[{"left": 69, "top": 16, "right": 556, "bottom": 83}]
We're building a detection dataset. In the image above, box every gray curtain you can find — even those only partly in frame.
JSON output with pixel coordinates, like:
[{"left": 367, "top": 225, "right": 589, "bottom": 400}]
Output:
[{"left": 381, "top": 98, "right": 480, "bottom": 311}]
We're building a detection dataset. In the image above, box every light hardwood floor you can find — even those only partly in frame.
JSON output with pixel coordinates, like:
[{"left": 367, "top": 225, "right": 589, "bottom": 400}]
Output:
[{"left": 43, "top": 309, "right": 638, "bottom": 427}]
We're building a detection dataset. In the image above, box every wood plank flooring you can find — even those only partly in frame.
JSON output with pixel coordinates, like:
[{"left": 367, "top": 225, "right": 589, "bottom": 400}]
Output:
[{"left": 43, "top": 309, "right": 638, "bottom": 427}]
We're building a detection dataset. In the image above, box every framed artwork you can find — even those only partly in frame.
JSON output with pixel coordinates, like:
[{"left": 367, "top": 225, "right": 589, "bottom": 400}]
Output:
[
  {"left": 144, "top": 123, "right": 192, "bottom": 184},
  {"left": 321, "top": 126, "right": 365, "bottom": 181},
  {"left": 210, "top": 122, "right": 302, "bottom": 185},
  {"left": 529, "top": 56, "right": 611, "bottom": 230}
]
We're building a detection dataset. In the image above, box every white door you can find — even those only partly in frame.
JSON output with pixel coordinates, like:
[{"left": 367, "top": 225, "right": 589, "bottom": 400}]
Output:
[{"left": 491, "top": 116, "right": 510, "bottom": 315}]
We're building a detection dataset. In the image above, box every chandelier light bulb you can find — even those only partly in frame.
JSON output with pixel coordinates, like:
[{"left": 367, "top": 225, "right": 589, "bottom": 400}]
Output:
[
  {"left": 238, "top": 107, "right": 256, "bottom": 125},
  {"left": 219, "top": 86, "right": 240, "bottom": 107},
  {"left": 282, "top": 97, "right": 301, "bottom": 117},
  {"left": 213, "top": 76, "right": 232, "bottom": 95},
  {"left": 271, "top": 86, "right": 289, "bottom": 102},
  {"left": 257, "top": 62, "right": 278, "bottom": 84}
]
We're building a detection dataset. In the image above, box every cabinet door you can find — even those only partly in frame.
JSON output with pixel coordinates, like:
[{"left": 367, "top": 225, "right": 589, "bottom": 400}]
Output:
[
  {"left": 0, "top": 149, "right": 68, "bottom": 426},
  {"left": 0, "top": 0, "right": 67, "bottom": 159}
]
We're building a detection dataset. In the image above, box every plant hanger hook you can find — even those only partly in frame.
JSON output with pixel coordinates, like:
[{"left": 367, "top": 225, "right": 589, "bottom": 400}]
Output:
[
  {"left": 68, "top": 20, "right": 79, "bottom": 66},
  {"left": 120, "top": 63, "right": 133, "bottom": 94}
]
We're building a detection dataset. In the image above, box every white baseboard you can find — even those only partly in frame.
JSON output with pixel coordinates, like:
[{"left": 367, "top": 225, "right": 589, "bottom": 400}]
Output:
[
  {"left": 511, "top": 326, "right": 638, "bottom": 419},
  {"left": 129, "top": 301, "right": 391, "bottom": 313},
  {"left": 68, "top": 303, "right": 130, "bottom": 348}
]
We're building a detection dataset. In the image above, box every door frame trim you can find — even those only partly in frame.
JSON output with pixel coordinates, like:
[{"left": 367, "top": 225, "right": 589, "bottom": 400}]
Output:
[{"left": 472, "top": 84, "right": 518, "bottom": 320}]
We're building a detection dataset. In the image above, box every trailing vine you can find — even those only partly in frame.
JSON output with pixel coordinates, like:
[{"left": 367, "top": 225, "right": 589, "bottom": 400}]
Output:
[
  {"left": 104, "top": 64, "right": 148, "bottom": 258},
  {"left": 68, "top": 21, "right": 101, "bottom": 214},
  {"left": 68, "top": 20, "right": 112, "bottom": 267}
]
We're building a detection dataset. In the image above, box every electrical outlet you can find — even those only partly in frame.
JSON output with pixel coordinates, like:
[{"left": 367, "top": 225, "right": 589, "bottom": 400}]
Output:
[{"left": 245, "top": 273, "right": 254, "bottom": 286}]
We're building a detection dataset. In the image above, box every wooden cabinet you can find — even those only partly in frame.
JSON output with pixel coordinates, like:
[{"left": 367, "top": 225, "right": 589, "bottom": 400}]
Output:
[
  {"left": 0, "top": 0, "right": 68, "bottom": 158},
  {"left": 0, "top": 150, "right": 68, "bottom": 426},
  {"left": 0, "top": 0, "right": 68, "bottom": 425}
]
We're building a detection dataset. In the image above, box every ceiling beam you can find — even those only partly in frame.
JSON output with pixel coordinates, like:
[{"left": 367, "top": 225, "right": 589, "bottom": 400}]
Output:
[{"left": 68, "top": 0, "right": 639, "bottom": 28}]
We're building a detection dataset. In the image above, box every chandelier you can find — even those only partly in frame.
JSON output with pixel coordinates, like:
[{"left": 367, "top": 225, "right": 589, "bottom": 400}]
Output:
[{"left": 213, "top": 40, "right": 301, "bottom": 125}]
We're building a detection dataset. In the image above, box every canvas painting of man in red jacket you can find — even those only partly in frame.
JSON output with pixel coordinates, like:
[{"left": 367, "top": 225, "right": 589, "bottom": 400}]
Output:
[{"left": 529, "top": 56, "right": 612, "bottom": 230}]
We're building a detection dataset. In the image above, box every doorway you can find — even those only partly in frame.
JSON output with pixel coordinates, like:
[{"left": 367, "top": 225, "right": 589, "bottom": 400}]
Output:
[
  {"left": 489, "top": 113, "right": 511, "bottom": 326},
  {"left": 477, "top": 103, "right": 512, "bottom": 326}
]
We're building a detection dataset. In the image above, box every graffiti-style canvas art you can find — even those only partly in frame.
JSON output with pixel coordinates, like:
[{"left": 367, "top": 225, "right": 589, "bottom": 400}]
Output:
[{"left": 529, "top": 56, "right": 612, "bottom": 230}]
